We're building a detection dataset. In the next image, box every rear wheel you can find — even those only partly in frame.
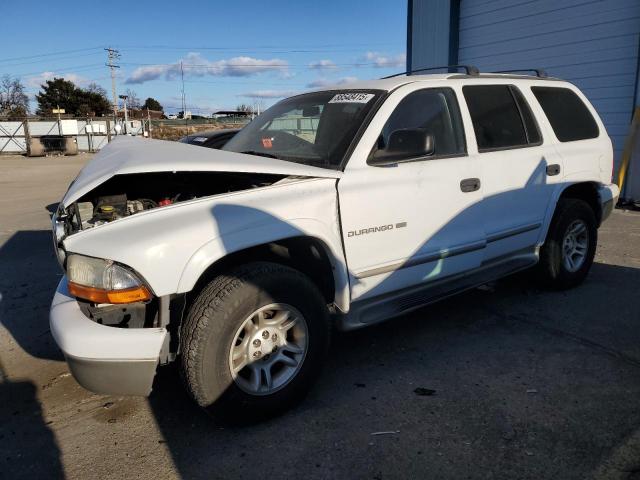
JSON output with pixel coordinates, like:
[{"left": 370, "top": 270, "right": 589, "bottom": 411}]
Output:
[
  {"left": 537, "top": 198, "right": 597, "bottom": 290},
  {"left": 180, "top": 262, "right": 330, "bottom": 422}
]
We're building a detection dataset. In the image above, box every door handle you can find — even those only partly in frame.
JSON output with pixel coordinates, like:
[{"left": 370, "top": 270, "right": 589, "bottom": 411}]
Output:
[
  {"left": 546, "top": 164, "right": 561, "bottom": 176},
  {"left": 460, "top": 178, "right": 481, "bottom": 193}
]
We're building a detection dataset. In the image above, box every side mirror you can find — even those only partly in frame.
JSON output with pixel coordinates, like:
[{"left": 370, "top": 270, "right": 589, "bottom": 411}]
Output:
[{"left": 369, "top": 129, "right": 434, "bottom": 166}]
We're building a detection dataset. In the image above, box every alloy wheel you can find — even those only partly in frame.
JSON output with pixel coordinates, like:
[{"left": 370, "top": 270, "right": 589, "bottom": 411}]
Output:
[
  {"left": 562, "top": 219, "right": 589, "bottom": 273},
  {"left": 228, "top": 303, "right": 308, "bottom": 395}
]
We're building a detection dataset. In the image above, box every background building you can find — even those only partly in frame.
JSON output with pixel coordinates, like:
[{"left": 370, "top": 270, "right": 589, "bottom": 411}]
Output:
[{"left": 407, "top": 0, "right": 640, "bottom": 201}]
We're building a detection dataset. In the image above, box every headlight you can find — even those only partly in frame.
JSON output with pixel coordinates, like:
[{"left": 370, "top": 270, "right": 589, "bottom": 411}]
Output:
[{"left": 66, "top": 254, "right": 152, "bottom": 304}]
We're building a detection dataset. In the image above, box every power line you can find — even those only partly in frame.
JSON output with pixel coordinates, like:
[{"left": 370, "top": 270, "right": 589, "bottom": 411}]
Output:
[
  {"left": 184, "top": 79, "right": 309, "bottom": 86},
  {"left": 114, "top": 42, "right": 399, "bottom": 52},
  {"left": 0, "top": 51, "right": 103, "bottom": 68},
  {"left": 7, "top": 63, "right": 106, "bottom": 78},
  {"left": 117, "top": 47, "right": 400, "bottom": 55},
  {"left": 119, "top": 61, "right": 396, "bottom": 68},
  {"left": 0, "top": 46, "right": 103, "bottom": 63}
]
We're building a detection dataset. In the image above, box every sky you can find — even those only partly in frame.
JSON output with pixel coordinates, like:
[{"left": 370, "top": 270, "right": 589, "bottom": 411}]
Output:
[{"left": 1, "top": 0, "right": 407, "bottom": 115}]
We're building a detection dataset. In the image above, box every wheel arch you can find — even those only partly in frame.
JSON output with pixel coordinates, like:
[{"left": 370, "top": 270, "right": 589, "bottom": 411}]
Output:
[
  {"left": 178, "top": 229, "right": 350, "bottom": 313},
  {"left": 539, "top": 181, "right": 603, "bottom": 246},
  {"left": 557, "top": 182, "right": 602, "bottom": 225}
]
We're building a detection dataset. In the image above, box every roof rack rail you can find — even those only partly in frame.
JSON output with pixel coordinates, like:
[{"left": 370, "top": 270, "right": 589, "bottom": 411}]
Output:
[
  {"left": 382, "top": 65, "right": 479, "bottom": 79},
  {"left": 492, "top": 68, "right": 548, "bottom": 78}
]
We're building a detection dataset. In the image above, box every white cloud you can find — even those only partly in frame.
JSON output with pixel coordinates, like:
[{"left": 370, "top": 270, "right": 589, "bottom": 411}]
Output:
[
  {"left": 309, "top": 59, "right": 337, "bottom": 71},
  {"left": 306, "top": 76, "right": 358, "bottom": 88},
  {"left": 126, "top": 52, "right": 289, "bottom": 84},
  {"left": 239, "top": 90, "right": 299, "bottom": 99},
  {"left": 125, "top": 65, "right": 167, "bottom": 85},
  {"left": 364, "top": 51, "right": 406, "bottom": 68},
  {"left": 24, "top": 71, "right": 89, "bottom": 89}
]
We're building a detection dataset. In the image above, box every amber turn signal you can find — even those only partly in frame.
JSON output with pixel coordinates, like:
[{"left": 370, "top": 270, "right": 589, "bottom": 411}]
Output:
[{"left": 68, "top": 281, "right": 152, "bottom": 304}]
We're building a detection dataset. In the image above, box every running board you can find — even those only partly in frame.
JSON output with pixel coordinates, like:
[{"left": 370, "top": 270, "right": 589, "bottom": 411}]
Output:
[{"left": 337, "top": 249, "right": 538, "bottom": 331}]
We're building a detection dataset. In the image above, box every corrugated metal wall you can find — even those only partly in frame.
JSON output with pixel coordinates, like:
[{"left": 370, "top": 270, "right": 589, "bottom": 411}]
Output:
[
  {"left": 457, "top": 0, "right": 640, "bottom": 167},
  {"left": 409, "top": 0, "right": 456, "bottom": 70}
]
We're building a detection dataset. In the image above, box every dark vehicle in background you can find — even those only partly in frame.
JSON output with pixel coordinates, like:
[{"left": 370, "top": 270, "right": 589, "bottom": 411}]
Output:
[{"left": 178, "top": 129, "right": 240, "bottom": 149}]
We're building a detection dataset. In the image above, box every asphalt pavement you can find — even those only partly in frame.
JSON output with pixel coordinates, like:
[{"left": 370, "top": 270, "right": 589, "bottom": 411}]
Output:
[{"left": 1, "top": 153, "right": 639, "bottom": 480}]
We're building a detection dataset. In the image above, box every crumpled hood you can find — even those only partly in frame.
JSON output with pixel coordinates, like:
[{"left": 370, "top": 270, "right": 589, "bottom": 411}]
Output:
[{"left": 62, "top": 136, "right": 341, "bottom": 206}]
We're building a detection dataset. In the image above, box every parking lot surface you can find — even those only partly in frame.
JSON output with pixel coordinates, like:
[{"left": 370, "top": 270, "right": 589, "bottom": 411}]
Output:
[{"left": 1, "top": 153, "right": 640, "bottom": 480}]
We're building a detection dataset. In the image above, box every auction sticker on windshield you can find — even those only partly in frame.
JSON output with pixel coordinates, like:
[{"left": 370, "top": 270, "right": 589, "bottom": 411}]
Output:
[{"left": 329, "top": 93, "right": 375, "bottom": 104}]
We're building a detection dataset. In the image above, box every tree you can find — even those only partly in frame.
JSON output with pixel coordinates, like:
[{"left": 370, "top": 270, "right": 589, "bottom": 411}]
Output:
[
  {"left": 36, "top": 78, "right": 76, "bottom": 115},
  {"left": 79, "top": 88, "right": 111, "bottom": 117},
  {"left": 251, "top": 99, "right": 265, "bottom": 115},
  {"left": 236, "top": 103, "right": 253, "bottom": 113},
  {"left": 124, "top": 89, "right": 141, "bottom": 109},
  {"left": 87, "top": 82, "right": 108, "bottom": 97},
  {"left": 0, "top": 75, "right": 29, "bottom": 119},
  {"left": 35, "top": 78, "right": 110, "bottom": 117},
  {"left": 142, "top": 97, "right": 163, "bottom": 111},
  {"left": 82, "top": 82, "right": 112, "bottom": 116}
]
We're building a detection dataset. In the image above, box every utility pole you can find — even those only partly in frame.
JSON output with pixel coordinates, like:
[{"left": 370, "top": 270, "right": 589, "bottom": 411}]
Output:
[
  {"left": 105, "top": 48, "right": 121, "bottom": 122},
  {"left": 119, "top": 95, "right": 129, "bottom": 134},
  {"left": 180, "top": 61, "right": 187, "bottom": 131},
  {"left": 56, "top": 104, "right": 62, "bottom": 136}
]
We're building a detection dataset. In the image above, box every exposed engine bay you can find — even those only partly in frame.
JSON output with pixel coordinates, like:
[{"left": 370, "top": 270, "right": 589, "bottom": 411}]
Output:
[{"left": 60, "top": 171, "right": 287, "bottom": 233}]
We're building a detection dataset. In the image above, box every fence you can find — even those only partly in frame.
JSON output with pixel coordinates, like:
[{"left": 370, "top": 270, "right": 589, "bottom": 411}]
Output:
[
  {"left": 0, "top": 117, "right": 152, "bottom": 155},
  {"left": 0, "top": 117, "right": 251, "bottom": 155}
]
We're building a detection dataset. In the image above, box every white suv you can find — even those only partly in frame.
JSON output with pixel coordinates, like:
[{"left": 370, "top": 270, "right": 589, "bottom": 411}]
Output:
[{"left": 50, "top": 69, "right": 619, "bottom": 420}]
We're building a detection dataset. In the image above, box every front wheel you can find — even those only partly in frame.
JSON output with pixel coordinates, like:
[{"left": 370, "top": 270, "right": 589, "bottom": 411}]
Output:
[
  {"left": 537, "top": 198, "right": 597, "bottom": 290},
  {"left": 180, "top": 262, "right": 330, "bottom": 422}
]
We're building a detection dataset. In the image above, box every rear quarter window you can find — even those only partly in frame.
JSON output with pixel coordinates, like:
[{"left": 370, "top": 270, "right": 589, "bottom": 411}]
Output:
[
  {"left": 531, "top": 87, "right": 599, "bottom": 142},
  {"left": 462, "top": 85, "right": 540, "bottom": 151}
]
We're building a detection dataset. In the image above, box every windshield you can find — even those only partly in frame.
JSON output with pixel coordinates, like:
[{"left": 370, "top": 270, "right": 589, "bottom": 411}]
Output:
[{"left": 223, "top": 90, "right": 383, "bottom": 169}]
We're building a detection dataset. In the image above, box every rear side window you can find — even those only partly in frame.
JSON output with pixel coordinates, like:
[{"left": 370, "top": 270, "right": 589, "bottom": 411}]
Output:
[
  {"left": 463, "top": 85, "right": 540, "bottom": 151},
  {"left": 531, "top": 87, "right": 599, "bottom": 142},
  {"left": 511, "top": 87, "right": 541, "bottom": 145}
]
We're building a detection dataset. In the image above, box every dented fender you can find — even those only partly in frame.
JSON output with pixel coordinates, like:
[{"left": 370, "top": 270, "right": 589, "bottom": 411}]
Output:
[{"left": 177, "top": 217, "right": 350, "bottom": 311}]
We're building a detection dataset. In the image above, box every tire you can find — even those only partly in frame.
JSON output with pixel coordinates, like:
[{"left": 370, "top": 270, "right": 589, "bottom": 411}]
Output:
[
  {"left": 537, "top": 198, "right": 597, "bottom": 290},
  {"left": 180, "top": 261, "right": 330, "bottom": 422}
]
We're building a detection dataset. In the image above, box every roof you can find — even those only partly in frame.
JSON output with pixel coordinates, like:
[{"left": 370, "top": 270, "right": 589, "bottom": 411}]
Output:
[{"left": 307, "top": 72, "right": 564, "bottom": 93}]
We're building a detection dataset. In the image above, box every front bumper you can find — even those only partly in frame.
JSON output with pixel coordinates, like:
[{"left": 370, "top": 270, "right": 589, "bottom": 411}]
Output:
[
  {"left": 49, "top": 277, "right": 166, "bottom": 396},
  {"left": 598, "top": 183, "right": 620, "bottom": 224}
]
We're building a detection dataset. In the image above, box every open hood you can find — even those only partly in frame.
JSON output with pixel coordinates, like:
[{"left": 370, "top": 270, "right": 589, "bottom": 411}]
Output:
[{"left": 62, "top": 137, "right": 341, "bottom": 206}]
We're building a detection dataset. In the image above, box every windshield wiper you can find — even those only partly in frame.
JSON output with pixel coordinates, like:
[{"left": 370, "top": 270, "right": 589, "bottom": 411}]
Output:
[{"left": 239, "top": 150, "right": 280, "bottom": 160}]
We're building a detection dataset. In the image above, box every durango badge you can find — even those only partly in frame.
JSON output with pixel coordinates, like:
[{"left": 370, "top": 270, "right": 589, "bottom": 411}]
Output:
[{"left": 348, "top": 222, "right": 406, "bottom": 237}]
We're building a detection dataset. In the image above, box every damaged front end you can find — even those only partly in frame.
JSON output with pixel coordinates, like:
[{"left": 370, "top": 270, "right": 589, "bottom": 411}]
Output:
[
  {"left": 52, "top": 136, "right": 341, "bottom": 264},
  {"left": 49, "top": 138, "right": 343, "bottom": 396},
  {"left": 49, "top": 170, "right": 289, "bottom": 395},
  {"left": 51, "top": 170, "right": 287, "bottom": 361},
  {"left": 54, "top": 170, "right": 285, "bottom": 247}
]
